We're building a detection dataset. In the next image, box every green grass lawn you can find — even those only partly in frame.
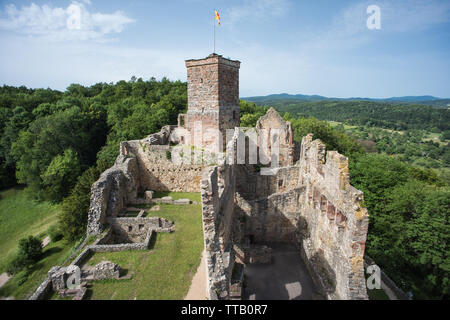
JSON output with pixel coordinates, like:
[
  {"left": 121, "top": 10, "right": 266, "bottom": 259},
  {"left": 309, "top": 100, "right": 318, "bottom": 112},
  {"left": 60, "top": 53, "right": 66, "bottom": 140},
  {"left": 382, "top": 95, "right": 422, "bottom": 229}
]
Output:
[
  {"left": 0, "top": 238, "right": 74, "bottom": 299},
  {"left": 0, "top": 188, "right": 76, "bottom": 299},
  {"left": 0, "top": 188, "right": 61, "bottom": 273},
  {"left": 367, "top": 287, "right": 390, "bottom": 300},
  {"left": 153, "top": 191, "right": 201, "bottom": 202},
  {"left": 84, "top": 203, "right": 204, "bottom": 300}
]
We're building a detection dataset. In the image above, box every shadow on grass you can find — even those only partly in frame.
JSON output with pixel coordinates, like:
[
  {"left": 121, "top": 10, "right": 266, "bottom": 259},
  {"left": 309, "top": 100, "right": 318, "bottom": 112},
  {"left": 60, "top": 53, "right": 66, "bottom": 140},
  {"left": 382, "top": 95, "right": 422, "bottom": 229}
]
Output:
[
  {"left": 148, "top": 232, "right": 157, "bottom": 250},
  {"left": 42, "top": 246, "right": 63, "bottom": 259},
  {"left": 84, "top": 288, "right": 93, "bottom": 300},
  {"left": 119, "top": 268, "right": 129, "bottom": 278},
  {"left": 153, "top": 191, "right": 171, "bottom": 198}
]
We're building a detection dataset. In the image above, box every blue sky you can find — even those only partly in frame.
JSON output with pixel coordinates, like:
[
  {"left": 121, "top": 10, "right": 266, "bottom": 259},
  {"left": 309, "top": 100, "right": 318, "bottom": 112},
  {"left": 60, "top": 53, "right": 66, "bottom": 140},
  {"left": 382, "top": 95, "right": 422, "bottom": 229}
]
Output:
[{"left": 0, "top": 0, "right": 449, "bottom": 98}]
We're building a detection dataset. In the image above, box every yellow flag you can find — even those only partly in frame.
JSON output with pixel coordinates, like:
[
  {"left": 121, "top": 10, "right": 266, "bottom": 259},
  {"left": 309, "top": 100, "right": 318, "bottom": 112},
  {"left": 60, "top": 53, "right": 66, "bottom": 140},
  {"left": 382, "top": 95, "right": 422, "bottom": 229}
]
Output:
[{"left": 215, "top": 10, "right": 221, "bottom": 26}]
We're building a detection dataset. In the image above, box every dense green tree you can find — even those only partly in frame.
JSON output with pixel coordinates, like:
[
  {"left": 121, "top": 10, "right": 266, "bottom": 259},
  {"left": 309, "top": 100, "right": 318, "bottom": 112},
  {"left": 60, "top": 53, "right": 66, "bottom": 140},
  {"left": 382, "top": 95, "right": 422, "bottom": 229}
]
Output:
[
  {"left": 7, "top": 236, "right": 43, "bottom": 275},
  {"left": 11, "top": 105, "right": 107, "bottom": 201},
  {"left": 41, "top": 149, "right": 81, "bottom": 202},
  {"left": 349, "top": 153, "right": 449, "bottom": 299},
  {"left": 290, "top": 116, "right": 364, "bottom": 156},
  {"left": 58, "top": 163, "right": 107, "bottom": 242}
]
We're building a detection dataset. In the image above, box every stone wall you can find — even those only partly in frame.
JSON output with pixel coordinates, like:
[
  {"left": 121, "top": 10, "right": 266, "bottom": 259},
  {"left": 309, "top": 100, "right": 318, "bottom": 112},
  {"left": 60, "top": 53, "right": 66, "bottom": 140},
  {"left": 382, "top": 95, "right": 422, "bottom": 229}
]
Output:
[
  {"left": 234, "top": 165, "right": 302, "bottom": 243},
  {"left": 295, "top": 134, "right": 369, "bottom": 300},
  {"left": 87, "top": 126, "right": 206, "bottom": 236},
  {"left": 28, "top": 277, "right": 52, "bottom": 300},
  {"left": 106, "top": 217, "right": 173, "bottom": 243},
  {"left": 87, "top": 153, "right": 139, "bottom": 236},
  {"left": 256, "top": 107, "right": 295, "bottom": 167},
  {"left": 201, "top": 164, "right": 237, "bottom": 300},
  {"left": 183, "top": 54, "right": 240, "bottom": 150},
  {"left": 200, "top": 109, "right": 369, "bottom": 300},
  {"left": 129, "top": 142, "right": 204, "bottom": 193}
]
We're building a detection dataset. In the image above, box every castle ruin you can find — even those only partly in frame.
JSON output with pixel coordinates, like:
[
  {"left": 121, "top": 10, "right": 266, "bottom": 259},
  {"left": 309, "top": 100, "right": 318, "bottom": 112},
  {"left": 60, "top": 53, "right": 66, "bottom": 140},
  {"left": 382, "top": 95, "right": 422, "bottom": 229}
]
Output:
[{"left": 85, "top": 53, "right": 370, "bottom": 300}]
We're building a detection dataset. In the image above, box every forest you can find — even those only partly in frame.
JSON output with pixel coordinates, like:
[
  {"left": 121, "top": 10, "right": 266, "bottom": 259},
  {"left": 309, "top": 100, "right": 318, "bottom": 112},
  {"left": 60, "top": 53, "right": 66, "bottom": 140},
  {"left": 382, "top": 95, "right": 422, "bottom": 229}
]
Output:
[
  {"left": 0, "top": 82, "right": 448, "bottom": 299},
  {"left": 246, "top": 99, "right": 449, "bottom": 132}
]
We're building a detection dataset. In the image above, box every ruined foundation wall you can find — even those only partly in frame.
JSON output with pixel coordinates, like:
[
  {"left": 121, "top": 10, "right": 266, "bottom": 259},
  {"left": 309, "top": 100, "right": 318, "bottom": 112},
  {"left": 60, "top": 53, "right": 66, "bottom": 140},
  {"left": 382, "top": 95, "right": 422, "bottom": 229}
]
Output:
[
  {"left": 106, "top": 217, "right": 173, "bottom": 243},
  {"left": 201, "top": 164, "right": 236, "bottom": 300},
  {"left": 87, "top": 126, "right": 205, "bottom": 236}
]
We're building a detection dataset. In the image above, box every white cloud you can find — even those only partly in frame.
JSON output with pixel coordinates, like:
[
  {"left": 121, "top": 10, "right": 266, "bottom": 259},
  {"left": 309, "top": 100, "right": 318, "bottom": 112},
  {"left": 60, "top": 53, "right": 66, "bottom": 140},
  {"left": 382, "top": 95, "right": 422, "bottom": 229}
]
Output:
[
  {"left": 0, "top": 1, "right": 135, "bottom": 41},
  {"left": 227, "top": 0, "right": 290, "bottom": 26}
]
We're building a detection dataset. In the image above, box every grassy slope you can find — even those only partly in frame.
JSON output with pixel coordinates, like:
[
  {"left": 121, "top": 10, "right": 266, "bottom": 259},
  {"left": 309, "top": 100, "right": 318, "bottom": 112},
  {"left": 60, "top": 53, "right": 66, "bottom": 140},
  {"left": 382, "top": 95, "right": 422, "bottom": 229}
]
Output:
[
  {"left": 0, "top": 188, "right": 60, "bottom": 272},
  {"left": 84, "top": 203, "right": 204, "bottom": 300},
  {"left": 0, "top": 188, "right": 75, "bottom": 299},
  {"left": 0, "top": 239, "right": 73, "bottom": 299}
]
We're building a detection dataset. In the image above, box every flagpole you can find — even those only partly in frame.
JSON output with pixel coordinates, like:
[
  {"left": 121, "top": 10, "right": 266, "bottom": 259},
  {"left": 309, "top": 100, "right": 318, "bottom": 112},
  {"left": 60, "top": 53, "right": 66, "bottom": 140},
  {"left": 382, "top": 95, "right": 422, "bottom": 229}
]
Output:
[{"left": 213, "top": 10, "right": 216, "bottom": 53}]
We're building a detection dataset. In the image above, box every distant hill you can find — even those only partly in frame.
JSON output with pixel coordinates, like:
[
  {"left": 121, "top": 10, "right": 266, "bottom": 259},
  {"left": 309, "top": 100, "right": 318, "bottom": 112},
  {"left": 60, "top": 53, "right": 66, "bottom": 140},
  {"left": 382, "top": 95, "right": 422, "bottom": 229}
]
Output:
[{"left": 242, "top": 93, "right": 450, "bottom": 108}]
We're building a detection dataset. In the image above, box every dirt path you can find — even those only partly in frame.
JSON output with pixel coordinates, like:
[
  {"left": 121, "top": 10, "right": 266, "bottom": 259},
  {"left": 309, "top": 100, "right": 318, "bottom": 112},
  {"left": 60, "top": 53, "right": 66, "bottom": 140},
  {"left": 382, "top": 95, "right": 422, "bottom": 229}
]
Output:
[
  {"left": 185, "top": 250, "right": 207, "bottom": 300},
  {"left": 42, "top": 236, "right": 50, "bottom": 248},
  {"left": 0, "top": 272, "right": 11, "bottom": 289}
]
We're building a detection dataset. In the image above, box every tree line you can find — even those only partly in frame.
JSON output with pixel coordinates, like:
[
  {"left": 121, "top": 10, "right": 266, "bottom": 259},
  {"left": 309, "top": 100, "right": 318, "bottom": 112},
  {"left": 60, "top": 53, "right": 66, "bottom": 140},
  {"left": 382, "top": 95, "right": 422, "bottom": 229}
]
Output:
[
  {"left": 0, "top": 86, "right": 447, "bottom": 299},
  {"left": 251, "top": 99, "right": 450, "bottom": 133}
]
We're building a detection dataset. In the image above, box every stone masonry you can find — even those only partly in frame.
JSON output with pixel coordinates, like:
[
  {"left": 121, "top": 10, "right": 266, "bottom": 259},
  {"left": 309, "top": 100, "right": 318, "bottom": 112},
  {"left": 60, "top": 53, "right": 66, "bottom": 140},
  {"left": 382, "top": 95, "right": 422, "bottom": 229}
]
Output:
[
  {"left": 82, "top": 53, "right": 370, "bottom": 300},
  {"left": 178, "top": 54, "right": 240, "bottom": 151}
]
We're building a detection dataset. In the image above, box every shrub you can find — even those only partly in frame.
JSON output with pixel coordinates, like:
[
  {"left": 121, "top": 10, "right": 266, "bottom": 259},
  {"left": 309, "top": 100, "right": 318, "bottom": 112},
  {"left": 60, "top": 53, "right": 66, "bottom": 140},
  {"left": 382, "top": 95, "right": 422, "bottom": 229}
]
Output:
[
  {"left": 48, "top": 225, "right": 63, "bottom": 242},
  {"left": 17, "top": 236, "right": 42, "bottom": 263},
  {"left": 6, "top": 236, "right": 42, "bottom": 275},
  {"left": 6, "top": 255, "right": 26, "bottom": 276}
]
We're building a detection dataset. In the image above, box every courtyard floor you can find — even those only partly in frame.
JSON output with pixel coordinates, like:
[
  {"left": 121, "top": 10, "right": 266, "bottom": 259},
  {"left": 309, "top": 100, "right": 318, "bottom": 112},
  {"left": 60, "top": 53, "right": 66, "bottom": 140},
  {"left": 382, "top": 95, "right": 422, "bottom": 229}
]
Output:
[{"left": 243, "top": 243, "right": 323, "bottom": 300}]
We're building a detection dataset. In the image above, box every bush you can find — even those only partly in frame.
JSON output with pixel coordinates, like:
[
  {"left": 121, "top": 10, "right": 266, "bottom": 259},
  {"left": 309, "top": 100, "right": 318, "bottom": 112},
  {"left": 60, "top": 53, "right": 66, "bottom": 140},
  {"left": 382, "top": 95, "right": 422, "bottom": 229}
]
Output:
[
  {"left": 48, "top": 225, "right": 63, "bottom": 242},
  {"left": 6, "top": 255, "right": 26, "bottom": 276},
  {"left": 18, "top": 236, "right": 42, "bottom": 263},
  {"left": 6, "top": 236, "right": 42, "bottom": 275}
]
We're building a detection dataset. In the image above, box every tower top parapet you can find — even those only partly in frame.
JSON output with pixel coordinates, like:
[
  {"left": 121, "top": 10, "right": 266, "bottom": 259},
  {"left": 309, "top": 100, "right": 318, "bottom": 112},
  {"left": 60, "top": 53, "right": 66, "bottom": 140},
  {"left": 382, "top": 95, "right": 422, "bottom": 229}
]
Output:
[{"left": 185, "top": 54, "right": 240, "bottom": 69}]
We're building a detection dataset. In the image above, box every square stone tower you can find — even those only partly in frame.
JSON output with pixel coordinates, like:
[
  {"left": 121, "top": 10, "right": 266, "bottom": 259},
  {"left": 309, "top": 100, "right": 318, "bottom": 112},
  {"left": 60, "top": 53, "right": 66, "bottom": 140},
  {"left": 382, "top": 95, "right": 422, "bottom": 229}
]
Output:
[{"left": 181, "top": 53, "right": 241, "bottom": 150}]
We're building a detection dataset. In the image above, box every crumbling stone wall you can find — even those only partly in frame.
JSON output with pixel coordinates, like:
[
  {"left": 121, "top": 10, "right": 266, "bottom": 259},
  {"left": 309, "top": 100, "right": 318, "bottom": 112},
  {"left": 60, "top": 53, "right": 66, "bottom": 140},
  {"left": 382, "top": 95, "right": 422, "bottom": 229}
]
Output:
[
  {"left": 106, "top": 217, "right": 173, "bottom": 243},
  {"left": 256, "top": 107, "right": 295, "bottom": 167},
  {"left": 234, "top": 166, "right": 303, "bottom": 243},
  {"left": 201, "top": 164, "right": 237, "bottom": 300},
  {"left": 87, "top": 153, "right": 139, "bottom": 236},
  {"left": 92, "top": 261, "right": 121, "bottom": 280},
  {"left": 84, "top": 54, "right": 370, "bottom": 301},
  {"left": 87, "top": 126, "right": 206, "bottom": 236},
  {"left": 129, "top": 142, "right": 204, "bottom": 193},
  {"left": 295, "top": 134, "right": 369, "bottom": 299}
]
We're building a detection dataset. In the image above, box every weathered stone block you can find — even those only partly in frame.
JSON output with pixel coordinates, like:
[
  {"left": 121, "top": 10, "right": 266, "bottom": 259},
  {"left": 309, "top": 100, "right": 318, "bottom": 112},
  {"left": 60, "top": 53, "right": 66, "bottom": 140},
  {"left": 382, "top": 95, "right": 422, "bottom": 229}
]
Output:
[{"left": 92, "top": 261, "right": 121, "bottom": 280}]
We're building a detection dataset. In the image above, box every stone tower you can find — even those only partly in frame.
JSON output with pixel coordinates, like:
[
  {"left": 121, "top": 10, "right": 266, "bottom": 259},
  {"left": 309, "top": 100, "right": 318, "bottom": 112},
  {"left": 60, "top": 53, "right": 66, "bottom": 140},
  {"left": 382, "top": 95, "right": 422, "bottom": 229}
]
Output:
[{"left": 179, "top": 53, "right": 241, "bottom": 150}]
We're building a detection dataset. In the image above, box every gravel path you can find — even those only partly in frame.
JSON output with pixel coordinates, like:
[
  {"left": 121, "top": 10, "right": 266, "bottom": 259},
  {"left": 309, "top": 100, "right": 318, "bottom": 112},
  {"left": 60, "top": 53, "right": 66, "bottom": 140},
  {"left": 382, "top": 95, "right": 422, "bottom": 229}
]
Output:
[
  {"left": 42, "top": 236, "right": 51, "bottom": 248},
  {"left": 0, "top": 272, "right": 11, "bottom": 289},
  {"left": 185, "top": 250, "right": 207, "bottom": 300}
]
